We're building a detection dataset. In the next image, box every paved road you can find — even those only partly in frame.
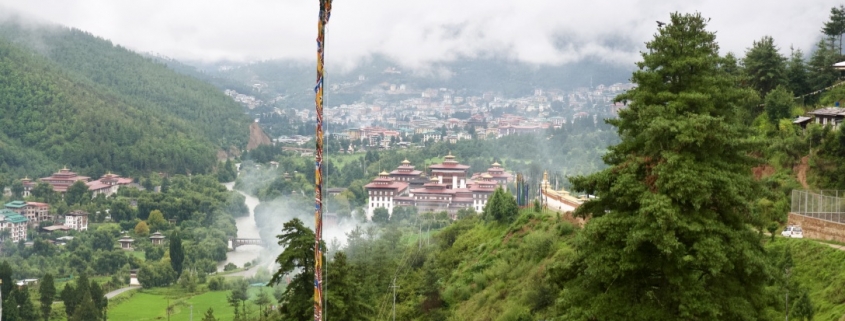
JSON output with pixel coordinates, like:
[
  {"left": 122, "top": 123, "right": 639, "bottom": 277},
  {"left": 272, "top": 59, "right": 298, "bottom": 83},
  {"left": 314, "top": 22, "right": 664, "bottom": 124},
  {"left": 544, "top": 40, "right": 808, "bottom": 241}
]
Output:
[{"left": 105, "top": 285, "right": 141, "bottom": 299}]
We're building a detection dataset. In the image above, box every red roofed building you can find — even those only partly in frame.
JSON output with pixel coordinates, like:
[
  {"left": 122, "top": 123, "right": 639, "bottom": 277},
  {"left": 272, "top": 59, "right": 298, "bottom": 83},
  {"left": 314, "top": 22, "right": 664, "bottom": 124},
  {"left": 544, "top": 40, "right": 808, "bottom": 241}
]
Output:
[
  {"left": 389, "top": 159, "right": 423, "bottom": 182},
  {"left": 87, "top": 172, "right": 133, "bottom": 198},
  {"left": 429, "top": 152, "right": 470, "bottom": 189},
  {"left": 365, "top": 155, "right": 512, "bottom": 219},
  {"left": 40, "top": 167, "right": 91, "bottom": 193},
  {"left": 470, "top": 162, "right": 513, "bottom": 186},
  {"left": 32, "top": 168, "right": 132, "bottom": 197}
]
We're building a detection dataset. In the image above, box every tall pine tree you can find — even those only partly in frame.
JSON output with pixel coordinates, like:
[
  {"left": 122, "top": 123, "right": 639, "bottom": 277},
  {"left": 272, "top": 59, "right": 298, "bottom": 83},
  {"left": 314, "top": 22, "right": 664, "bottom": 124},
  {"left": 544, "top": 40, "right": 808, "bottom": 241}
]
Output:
[
  {"left": 170, "top": 230, "right": 184, "bottom": 278},
  {"left": 743, "top": 35, "right": 787, "bottom": 96},
  {"left": 39, "top": 273, "right": 56, "bottom": 321},
  {"left": 325, "top": 251, "right": 372, "bottom": 321},
  {"left": 556, "top": 12, "right": 769, "bottom": 320},
  {"left": 269, "top": 218, "right": 324, "bottom": 321}
]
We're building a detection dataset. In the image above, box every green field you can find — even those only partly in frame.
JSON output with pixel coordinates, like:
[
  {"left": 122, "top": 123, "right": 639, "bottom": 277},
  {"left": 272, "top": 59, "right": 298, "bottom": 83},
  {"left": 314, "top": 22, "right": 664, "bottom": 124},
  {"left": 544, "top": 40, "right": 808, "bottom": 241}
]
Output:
[{"left": 108, "top": 287, "right": 274, "bottom": 321}]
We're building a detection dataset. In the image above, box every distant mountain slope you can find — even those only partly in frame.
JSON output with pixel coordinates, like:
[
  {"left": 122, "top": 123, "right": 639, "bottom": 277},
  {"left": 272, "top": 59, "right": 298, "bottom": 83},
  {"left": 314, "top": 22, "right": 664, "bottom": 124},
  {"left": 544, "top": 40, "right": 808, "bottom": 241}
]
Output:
[
  {"left": 197, "top": 54, "right": 632, "bottom": 110},
  {"left": 0, "top": 17, "right": 250, "bottom": 178}
]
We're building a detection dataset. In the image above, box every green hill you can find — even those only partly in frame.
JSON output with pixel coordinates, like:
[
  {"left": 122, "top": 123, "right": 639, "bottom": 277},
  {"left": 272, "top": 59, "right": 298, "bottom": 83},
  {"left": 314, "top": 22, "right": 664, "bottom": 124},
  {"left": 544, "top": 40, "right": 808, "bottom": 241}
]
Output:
[{"left": 0, "top": 16, "right": 249, "bottom": 178}]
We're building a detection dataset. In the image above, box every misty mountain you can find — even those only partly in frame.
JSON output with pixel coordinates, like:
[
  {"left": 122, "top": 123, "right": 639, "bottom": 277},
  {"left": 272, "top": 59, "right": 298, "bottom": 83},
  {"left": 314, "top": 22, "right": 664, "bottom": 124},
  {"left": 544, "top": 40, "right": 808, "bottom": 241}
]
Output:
[
  {"left": 0, "top": 16, "right": 250, "bottom": 178},
  {"left": 176, "top": 54, "right": 632, "bottom": 110}
]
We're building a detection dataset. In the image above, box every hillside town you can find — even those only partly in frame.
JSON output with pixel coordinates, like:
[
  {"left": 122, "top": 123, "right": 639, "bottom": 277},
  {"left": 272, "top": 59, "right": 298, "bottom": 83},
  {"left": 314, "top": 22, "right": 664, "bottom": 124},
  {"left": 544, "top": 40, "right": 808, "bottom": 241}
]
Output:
[
  {"left": 247, "top": 81, "right": 636, "bottom": 148},
  {"left": 1, "top": 167, "right": 134, "bottom": 243}
]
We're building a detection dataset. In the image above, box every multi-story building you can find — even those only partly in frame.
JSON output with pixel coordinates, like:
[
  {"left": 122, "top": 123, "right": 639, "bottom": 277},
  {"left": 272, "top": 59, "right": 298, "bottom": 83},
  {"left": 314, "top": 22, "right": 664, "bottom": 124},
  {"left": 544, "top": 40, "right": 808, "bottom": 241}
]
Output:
[
  {"left": 40, "top": 167, "right": 91, "bottom": 193},
  {"left": 0, "top": 209, "right": 28, "bottom": 243},
  {"left": 87, "top": 172, "right": 133, "bottom": 198},
  {"left": 65, "top": 210, "right": 89, "bottom": 231},
  {"left": 365, "top": 155, "right": 512, "bottom": 218},
  {"left": 470, "top": 162, "right": 513, "bottom": 187},
  {"left": 364, "top": 172, "right": 409, "bottom": 219},
  {"left": 4, "top": 201, "right": 51, "bottom": 227}
]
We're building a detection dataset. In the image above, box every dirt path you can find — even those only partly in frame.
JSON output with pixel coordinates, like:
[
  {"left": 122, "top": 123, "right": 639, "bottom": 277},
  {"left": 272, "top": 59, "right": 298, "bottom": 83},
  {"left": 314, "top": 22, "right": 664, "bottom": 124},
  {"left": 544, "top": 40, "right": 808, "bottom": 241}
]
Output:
[
  {"left": 794, "top": 156, "right": 809, "bottom": 189},
  {"left": 821, "top": 242, "right": 845, "bottom": 251}
]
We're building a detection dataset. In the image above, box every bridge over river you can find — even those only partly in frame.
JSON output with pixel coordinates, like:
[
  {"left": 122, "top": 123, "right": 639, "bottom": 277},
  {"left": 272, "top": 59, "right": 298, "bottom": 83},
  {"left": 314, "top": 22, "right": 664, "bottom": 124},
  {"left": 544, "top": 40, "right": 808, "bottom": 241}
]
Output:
[{"left": 229, "top": 237, "right": 265, "bottom": 250}]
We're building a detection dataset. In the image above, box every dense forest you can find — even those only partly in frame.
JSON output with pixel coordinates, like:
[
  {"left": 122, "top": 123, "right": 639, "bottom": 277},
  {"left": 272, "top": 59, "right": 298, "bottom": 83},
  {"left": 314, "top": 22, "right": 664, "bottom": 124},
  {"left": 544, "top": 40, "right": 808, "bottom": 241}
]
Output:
[{"left": 0, "top": 16, "right": 250, "bottom": 179}]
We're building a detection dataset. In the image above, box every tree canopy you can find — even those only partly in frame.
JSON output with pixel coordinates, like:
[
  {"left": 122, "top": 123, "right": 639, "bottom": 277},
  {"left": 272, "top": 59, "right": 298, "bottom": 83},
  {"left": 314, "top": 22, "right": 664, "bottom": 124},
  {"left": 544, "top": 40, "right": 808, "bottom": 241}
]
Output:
[
  {"left": 269, "top": 218, "right": 324, "bottom": 321},
  {"left": 558, "top": 13, "right": 770, "bottom": 320}
]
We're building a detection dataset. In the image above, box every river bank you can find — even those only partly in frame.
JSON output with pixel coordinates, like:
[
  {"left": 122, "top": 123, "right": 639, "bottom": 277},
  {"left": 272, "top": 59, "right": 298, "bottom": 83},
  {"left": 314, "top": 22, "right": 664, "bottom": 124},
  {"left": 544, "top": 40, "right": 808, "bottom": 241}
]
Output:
[{"left": 219, "top": 182, "right": 263, "bottom": 273}]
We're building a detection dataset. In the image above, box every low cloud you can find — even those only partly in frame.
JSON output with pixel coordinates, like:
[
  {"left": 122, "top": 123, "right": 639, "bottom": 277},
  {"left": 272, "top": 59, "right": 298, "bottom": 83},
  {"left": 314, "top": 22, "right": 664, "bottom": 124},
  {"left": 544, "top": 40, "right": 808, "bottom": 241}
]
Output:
[{"left": 0, "top": 0, "right": 835, "bottom": 71}]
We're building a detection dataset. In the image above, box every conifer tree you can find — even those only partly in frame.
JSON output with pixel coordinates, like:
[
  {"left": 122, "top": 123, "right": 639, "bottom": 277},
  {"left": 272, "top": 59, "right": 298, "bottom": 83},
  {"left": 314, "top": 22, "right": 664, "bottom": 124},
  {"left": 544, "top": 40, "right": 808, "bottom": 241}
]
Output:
[
  {"left": 557, "top": 13, "right": 769, "bottom": 320},
  {"left": 70, "top": 290, "right": 99, "bottom": 321},
  {"left": 325, "top": 251, "right": 372, "bottom": 321},
  {"left": 39, "top": 273, "right": 56, "bottom": 321},
  {"left": 786, "top": 47, "right": 810, "bottom": 96},
  {"left": 13, "top": 286, "right": 38, "bottom": 321},
  {"left": 743, "top": 35, "right": 787, "bottom": 96},
  {"left": 202, "top": 307, "right": 218, "bottom": 321},
  {"left": 822, "top": 5, "right": 845, "bottom": 56},
  {"left": 0, "top": 261, "right": 12, "bottom": 299},
  {"left": 61, "top": 283, "right": 77, "bottom": 317},
  {"left": 90, "top": 280, "right": 108, "bottom": 320},
  {"left": 269, "top": 218, "right": 324, "bottom": 321},
  {"left": 808, "top": 40, "right": 839, "bottom": 90},
  {"left": 170, "top": 230, "right": 184, "bottom": 278}
]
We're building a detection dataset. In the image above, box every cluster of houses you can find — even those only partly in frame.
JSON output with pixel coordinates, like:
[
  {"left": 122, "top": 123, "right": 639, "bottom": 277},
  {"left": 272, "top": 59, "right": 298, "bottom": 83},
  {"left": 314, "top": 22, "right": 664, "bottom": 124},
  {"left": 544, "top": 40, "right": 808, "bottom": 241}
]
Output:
[
  {"left": 255, "top": 81, "right": 635, "bottom": 151},
  {"left": 0, "top": 201, "right": 87, "bottom": 243},
  {"left": 0, "top": 167, "right": 135, "bottom": 244},
  {"left": 363, "top": 153, "right": 513, "bottom": 219}
]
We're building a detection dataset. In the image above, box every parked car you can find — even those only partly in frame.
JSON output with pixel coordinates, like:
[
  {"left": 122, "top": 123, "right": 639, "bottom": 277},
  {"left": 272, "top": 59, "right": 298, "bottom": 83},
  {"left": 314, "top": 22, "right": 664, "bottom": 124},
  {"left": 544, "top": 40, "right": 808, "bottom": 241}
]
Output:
[{"left": 781, "top": 225, "right": 804, "bottom": 238}]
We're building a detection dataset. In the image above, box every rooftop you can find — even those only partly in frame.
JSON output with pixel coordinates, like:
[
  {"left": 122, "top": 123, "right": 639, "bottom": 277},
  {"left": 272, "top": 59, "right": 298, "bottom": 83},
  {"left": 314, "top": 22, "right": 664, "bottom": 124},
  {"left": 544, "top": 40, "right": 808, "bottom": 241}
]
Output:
[{"left": 0, "top": 209, "right": 28, "bottom": 224}]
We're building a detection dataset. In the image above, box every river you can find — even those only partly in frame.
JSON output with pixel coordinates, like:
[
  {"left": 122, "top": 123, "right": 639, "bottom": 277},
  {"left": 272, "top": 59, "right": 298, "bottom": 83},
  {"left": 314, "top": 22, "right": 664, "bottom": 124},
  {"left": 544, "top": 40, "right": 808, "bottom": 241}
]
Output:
[{"left": 219, "top": 181, "right": 263, "bottom": 273}]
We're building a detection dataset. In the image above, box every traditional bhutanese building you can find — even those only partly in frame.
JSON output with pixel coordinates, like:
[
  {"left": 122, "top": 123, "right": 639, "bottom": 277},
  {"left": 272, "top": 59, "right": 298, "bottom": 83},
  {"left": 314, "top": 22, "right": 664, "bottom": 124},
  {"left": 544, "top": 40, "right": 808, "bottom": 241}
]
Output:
[
  {"left": 429, "top": 152, "right": 470, "bottom": 189},
  {"left": 32, "top": 168, "right": 131, "bottom": 197},
  {"left": 4, "top": 201, "right": 50, "bottom": 227},
  {"left": 20, "top": 177, "right": 35, "bottom": 197},
  {"left": 40, "top": 167, "right": 91, "bottom": 193},
  {"left": 469, "top": 174, "right": 498, "bottom": 213},
  {"left": 0, "top": 209, "right": 28, "bottom": 243},
  {"left": 389, "top": 159, "right": 423, "bottom": 182},
  {"left": 86, "top": 172, "right": 133, "bottom": 198},
  {"left": 364, "top": 171, "right": 410, "bottom": 219},
  {"left": 365, "top": 156, "right": 511, "bottom": 218},
  {"left": 470, "top": 162, "right": 514, "bottom": 187}
]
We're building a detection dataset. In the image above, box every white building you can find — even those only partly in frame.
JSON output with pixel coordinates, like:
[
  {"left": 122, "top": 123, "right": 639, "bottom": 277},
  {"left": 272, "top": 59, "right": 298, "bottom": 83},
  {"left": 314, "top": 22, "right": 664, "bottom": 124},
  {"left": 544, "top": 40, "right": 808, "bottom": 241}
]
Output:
[
  {"left": 65, "top": 210, "right": 89, "bottom": 231},
  {"left": 0, "top": 209, "right": 28, "bottom": 243},
  {"left": 364, "top": 171, "right": 409, "bottom": 219}
]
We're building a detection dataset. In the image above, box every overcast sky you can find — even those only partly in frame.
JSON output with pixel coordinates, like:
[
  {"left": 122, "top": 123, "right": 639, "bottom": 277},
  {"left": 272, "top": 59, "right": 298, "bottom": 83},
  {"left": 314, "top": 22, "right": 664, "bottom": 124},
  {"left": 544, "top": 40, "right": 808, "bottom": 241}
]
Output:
[{"left": 0, "top": 0, "right": 836, "bottom": 70}]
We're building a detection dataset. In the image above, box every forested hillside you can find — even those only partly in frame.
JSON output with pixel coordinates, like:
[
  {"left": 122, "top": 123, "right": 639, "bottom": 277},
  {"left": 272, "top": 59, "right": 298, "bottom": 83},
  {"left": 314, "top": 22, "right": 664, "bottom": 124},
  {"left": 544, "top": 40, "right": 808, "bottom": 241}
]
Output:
[{"left": 0, "top": 16, "right": 250, "bottom": 178}]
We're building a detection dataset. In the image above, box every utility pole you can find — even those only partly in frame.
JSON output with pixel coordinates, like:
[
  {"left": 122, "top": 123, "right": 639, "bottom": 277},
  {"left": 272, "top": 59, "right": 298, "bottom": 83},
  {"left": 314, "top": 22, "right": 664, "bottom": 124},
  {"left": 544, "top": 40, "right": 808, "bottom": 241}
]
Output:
[
  {"left": 190, "top": 305, "right": 193, "bottom": 321},
  {"left": 391, "top": 277, "right": 400, "bottom": 321},
  {"left": 1, "top": 279, "right": 3, "bottom": 321}
]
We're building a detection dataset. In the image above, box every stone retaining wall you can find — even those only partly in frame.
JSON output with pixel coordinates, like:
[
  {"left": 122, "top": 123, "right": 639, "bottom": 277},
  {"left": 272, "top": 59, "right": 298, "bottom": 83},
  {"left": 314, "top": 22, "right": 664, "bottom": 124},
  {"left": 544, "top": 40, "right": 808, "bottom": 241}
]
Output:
[{"left": 788, "top": 212, "right": 845, "bottom": 243}]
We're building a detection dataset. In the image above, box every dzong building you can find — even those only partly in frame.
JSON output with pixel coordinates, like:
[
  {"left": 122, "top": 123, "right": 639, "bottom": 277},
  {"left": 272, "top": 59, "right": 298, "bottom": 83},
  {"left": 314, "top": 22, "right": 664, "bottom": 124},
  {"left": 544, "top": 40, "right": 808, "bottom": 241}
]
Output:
[{"left": 364, "top": 153, "right": 512, "bottom": 219}]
